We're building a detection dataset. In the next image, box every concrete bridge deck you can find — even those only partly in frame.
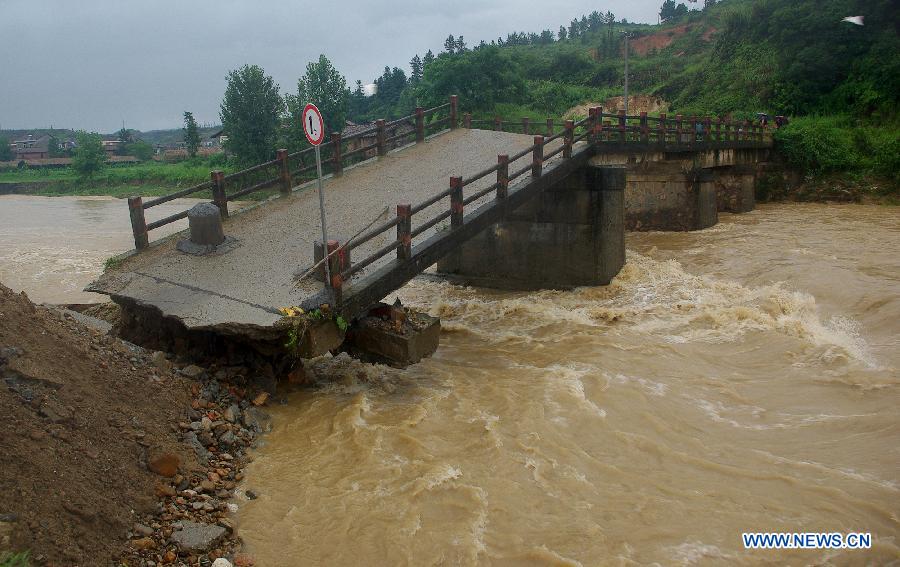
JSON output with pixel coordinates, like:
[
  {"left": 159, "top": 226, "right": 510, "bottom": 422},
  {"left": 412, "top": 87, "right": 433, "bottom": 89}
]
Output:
[{"left": 89, "top": 129, "right": 554, "bottom": 333}]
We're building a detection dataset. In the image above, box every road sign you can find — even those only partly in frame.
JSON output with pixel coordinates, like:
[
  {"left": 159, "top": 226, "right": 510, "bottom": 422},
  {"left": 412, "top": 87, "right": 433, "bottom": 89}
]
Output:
[
  {"left": 302, "top": 102, "right": 331, "bottom": 287},
  {"left": 302, "top": 103, "right": 325, "bottom": 146}
]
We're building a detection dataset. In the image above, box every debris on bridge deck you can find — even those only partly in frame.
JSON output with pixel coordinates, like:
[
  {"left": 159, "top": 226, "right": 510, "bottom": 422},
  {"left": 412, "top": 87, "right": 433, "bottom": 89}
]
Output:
[{"left": 88, "top": 128, "right": 538, "bottom": 341}]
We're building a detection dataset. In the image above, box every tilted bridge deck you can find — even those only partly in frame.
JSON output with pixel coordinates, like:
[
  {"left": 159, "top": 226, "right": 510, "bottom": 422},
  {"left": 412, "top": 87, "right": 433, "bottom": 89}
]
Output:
[{"left": 89, "top": 100, "right": 772, "bottom": 334}]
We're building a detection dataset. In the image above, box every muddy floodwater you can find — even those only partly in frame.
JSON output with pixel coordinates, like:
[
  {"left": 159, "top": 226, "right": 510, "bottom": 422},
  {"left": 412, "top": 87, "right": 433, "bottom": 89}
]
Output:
[
  {"left": 0, "top": 195, "right": 209, "bottom": 303},
  {"left": 237, "top": 204, "right": 899, "bottom": 565}
]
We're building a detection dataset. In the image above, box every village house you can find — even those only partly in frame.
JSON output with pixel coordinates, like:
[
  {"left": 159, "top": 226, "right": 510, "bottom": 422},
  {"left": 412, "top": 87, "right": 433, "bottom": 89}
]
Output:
[{"left": 11, "top": 134, "right": 50, "bottom": 160}]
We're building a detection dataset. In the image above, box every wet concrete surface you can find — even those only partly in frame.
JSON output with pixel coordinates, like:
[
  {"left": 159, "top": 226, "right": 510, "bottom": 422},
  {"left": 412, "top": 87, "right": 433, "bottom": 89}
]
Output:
[{"left": 89, "top": 129, "right": 550, "bottom": 330}]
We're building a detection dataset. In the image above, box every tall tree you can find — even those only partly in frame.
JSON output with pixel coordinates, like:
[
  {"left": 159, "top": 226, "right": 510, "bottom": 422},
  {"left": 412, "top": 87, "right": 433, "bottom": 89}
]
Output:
[
  {"left": 289, "top": 54, "right": 349, "bottom": 142},
  {"left": 569, "top": 19, "right": 579, "bottom": 39},
  {"left": 183, "top": 111, "right": 200, "bottom": 158},
  {"left": 219, "top": 64, "right": 284, "bottom": 165},
  {"left": 71, "top": 131, "right": 106, "bottom": 178},
  {"left": 444, "top": 34, "right": 456, "bottom": 55},
  {"left": 423, "top": 49, "right": 435, "bottom": 69},
  {"left": 558, "top": 25, "right": 567, "bottom": 41},
  {"left": 0, "top": 137, "right": 13, "bottom": 161},
  {"left": 455, "top": 35, "right": 467, "bottom": 53},
  {"left": 410, "top": 54, "right": 423, "bottom": 83},
  {"left": 350, "top": 80, "right": 367, "bottom": 119},
  {"left": 660, "top": 0, "right": 677, "bottom": 21}
]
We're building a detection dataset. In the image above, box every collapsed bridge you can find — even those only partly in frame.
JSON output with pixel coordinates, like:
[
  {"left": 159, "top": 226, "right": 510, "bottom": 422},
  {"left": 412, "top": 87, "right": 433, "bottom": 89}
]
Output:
[{"left": 89, "top": 97, "right": 772, "bottom": 365}]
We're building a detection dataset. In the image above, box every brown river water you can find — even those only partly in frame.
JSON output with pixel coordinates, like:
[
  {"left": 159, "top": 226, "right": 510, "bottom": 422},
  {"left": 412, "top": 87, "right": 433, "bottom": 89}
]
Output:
[
  {"left": 236, "top": 203, "right": 899, "bottom": 566},
  {"left": 1, "top": 197, "right": 897, "bottom": 564}
]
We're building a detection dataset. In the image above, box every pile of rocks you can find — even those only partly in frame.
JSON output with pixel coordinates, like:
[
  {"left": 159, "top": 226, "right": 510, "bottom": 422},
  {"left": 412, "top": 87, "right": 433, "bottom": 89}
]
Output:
[{"left": 122, "top": 360, "right": 273, "bottom": 567}]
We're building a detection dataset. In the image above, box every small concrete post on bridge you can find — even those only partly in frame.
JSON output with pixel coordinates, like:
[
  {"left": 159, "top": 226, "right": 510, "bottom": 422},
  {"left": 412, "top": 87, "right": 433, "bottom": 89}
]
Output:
[
  {"left": 415, "top": 107, "right": 425, "bottom": 142},
  {"left": 587, "top": 107, "right": 598, "bottom": 144},
  {"left": 449, "top": 95, "right": 458, "bottom": 129},
  {"left": 463, "top": 113, "right": 472, "bottom": 129},
  {"left": 277, "top": 149, "right": 292, "bottom": 194},
  {"left": 376, "top": 119, "right": 386, "bottom": 156},
  {"left": 210, "top": 170, "right": 228, "bottom": 218},
  {"left": 396, "top": 204, "right": 412, "bottom": 260},
  {"left": 546, "top": 118, "right": 554, "bottom": 137},
  {"left": 497, "top": 154, "right": 509, "bottom": 199},
  {"left": 522, "top": 117, "right": 530, "bottom": 135},
  {"left": 531, "top": 136, "right": 543, "bottom": 177},
  {"left": 494, "top": 116, "right": 502, "bottom": 131},
  {"left": 331, "top": 133, "right": 343, "bottom": 176},
  {"left": 449, "top": 176, "right": 463, "bottom": 228},
  {"left": 128, "top": 196, "right": 149, "bottom": 250},
  {"left": 563, "top": 120, "right": 574, "bottom": 158}
]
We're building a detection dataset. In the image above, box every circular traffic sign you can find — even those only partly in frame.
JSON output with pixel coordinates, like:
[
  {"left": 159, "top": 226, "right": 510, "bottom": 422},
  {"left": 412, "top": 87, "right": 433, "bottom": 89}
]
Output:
[{"left": 302, "top": 103, "right": 325, "bottom": 146}]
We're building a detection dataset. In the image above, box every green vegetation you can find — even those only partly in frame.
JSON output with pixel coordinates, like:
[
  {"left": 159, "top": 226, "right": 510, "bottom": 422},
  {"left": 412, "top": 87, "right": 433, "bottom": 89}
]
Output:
[
  {"left": 288, "top": 55, "right": 349, "bottom": 143},
  {"left": 219, "top": 64, "right": 284, "bottom": 165},
  {"left": 71, "top": 131, "right": 106, "bottom": 178},
  {"left": 183, "top": 111, "right": 200, "bottom": 158},
  {"left": 0, "top": 137, "right": 12, "bottom": 161},
  {"left": 0, "top": 551, "right": 30, "bottom": 567}
]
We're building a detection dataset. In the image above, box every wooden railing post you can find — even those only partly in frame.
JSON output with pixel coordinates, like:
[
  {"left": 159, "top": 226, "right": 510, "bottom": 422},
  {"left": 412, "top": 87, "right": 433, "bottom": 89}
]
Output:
[
  {"left": 449, "top": 95, "right": 458, "bottom": 129},
  {"left": 128, "top": 196, "right": 149, "bottom": 250},
  {"left": 640, "top": 112, "right": 649, "bottom": 143},
  {"left": 494, "top": 116, "right": 502, "bottom": 131},
  {"left": 396, "top": 204, "right": 411, "bottom": 260},
  {"left": 497, "top": 154, "right": 509, "bottom": 199},
  {"left": 532, "top": 135, "right": 543, "bottom": 177},
  {"left": 330, "top": 134, "right": 343, "bottom": 176},
  {"left": 675, "top": 115, "right": 683, "bottom": 144},
  {"left": 376, "top": 119, "right": 386, "bottom": 156},
  {"left": 463, "top": 113, "right": 472, "bottom": 129},
  {"left": 594, "top": 107, "right": 604, "bottom": 142},
  {"left": 618, "top": 110, "right": 626, "bottom": 142},
  {"left": 275, "top": 149, "right": 294, "bottom": 195},
  {"left": 276, "top": 149, "right": 292, "bottom": 194},
  {"left": 449, "top": 176, "right": 463, "bottom": 228},
  {"left": 211, "top": 170, "right": 228, "bottom": 218},
  {"left": 659, "top": 113, "right": 667, "bottom": 143},
  {"left": 327, "top": 239, "right": 342, "bottom": 303},
  {"left": 563, "top": 120, "right": 574, "bottom": 158},
  {"left": 415, "top": 107, "right": 425, "bottom": 142},
  {"left": 522, "top": 117, "right": 530, "bottom": 135},
  {"left": 546, "top": 118, "right": 554, "bottom": 137}
]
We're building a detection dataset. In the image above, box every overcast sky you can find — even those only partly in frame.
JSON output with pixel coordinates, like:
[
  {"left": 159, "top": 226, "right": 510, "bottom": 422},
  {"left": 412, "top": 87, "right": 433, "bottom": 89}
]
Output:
[{"left": 1, "top": 0, "right": 663, "bottom": 133}]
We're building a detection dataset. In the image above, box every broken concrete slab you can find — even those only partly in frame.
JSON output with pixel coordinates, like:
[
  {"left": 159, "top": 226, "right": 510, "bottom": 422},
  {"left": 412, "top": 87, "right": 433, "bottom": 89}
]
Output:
[{"left": 345, "top": 306, "right": 440, "bottom": 366}]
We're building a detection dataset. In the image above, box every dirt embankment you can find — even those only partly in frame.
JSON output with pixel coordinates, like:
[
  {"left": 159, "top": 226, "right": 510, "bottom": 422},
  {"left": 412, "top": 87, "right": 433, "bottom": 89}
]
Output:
[
  {"left": 0, "top": 284, "right": 194, "bottom": 565},
  {"left": 628, "top": 23, "right": 718, "bottom": 56},
  {"left": 565, "top": 95, "right": 670, "bottom": 119}
]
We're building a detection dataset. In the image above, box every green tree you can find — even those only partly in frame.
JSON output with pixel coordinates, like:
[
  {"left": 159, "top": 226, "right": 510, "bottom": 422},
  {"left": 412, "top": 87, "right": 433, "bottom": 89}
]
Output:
[
  {"left": 219, "top": 64, "right": 284, "bottom": 165},
  {"left": 410, "top": 54, "right": 423, "bottom": 84},
  {"left": 183, "top": 111, "right": 200, "bottom": 158},
  {"left": 423, "top": 50, "right": 435, "bottom": 69},
  {"left": 350, "top": 80, "right": 367, "bottom": 120},
  {"left": 71, "top": 131, "right": 106, "bottom": 178},
  {"left": 287, "top": 54, "right": 349, "bottom": 145},
  {"left": 660, "top": 0, "right": 676, "bottom": 21},
  {"left": 558, "top": 26, "right": 567, "bottom": 41},
  {"left": 444, "top": 34, "right": 456, "bottom": 55},
  {"left": 417, "top": 46, "right": 525, "bottom": 111},
  {"left": 127, "top": 140, "right": 155, "bottom": 161},
  {"left": 0, "top": 137, "right": 12, "bottom": 161}
]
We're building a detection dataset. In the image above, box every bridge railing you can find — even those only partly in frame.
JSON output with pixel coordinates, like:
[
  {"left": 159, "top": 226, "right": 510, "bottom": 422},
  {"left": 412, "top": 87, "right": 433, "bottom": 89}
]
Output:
[
  {"left": 464, "top": 109, "right": 771, "bottom": 147},
  {"left": 126, "top": 96, "right": 459, "bottom": 250},
  {"left": 323, "top": 114, "right": 591, "bottom": 300}
]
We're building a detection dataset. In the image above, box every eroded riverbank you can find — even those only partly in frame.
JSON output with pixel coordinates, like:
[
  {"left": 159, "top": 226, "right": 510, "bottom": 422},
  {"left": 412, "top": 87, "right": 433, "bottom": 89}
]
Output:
[{"left": 235, "top": 203, "right": 899, "bottom": 565}]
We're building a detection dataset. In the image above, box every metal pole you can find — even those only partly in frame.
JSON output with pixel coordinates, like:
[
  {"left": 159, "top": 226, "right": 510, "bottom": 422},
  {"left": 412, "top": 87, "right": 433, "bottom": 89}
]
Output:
[
  {"left": 314, "top": 145, "right": 330, "bottom": 285},
  {"left": 623, "top": 33, "right": 629, "bottom": 116}
]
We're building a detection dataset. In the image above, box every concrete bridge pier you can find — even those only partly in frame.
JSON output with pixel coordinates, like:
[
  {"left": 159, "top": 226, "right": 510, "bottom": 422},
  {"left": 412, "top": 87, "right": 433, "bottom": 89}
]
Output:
[
  {"left": 714, "top": 165, "right": 756, "bottom": 213},
  {"left": 437, "top": 165, "right": 626, "bottom": 290}
]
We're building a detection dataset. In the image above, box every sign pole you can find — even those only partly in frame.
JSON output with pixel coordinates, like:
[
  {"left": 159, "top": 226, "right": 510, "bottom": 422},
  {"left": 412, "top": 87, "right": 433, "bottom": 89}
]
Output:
[{"left": 314, "top": 144, "right": 330, "bottom": 285}]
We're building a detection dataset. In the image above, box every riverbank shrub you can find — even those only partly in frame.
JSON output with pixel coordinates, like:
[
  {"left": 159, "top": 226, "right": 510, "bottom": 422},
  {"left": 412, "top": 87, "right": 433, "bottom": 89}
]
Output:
[{"left": 773, "top": 116, "right": 858, "bottom": 175}]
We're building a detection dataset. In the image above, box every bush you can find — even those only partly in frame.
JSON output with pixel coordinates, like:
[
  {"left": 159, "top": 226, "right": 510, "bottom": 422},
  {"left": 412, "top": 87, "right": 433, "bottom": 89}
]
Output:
[{"left": 774, "top": 116, "right": 858, "bottom": 175}]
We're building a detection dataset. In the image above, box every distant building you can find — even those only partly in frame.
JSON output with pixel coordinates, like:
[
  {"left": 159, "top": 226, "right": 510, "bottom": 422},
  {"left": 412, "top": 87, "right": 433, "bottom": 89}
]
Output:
[
  {"left": 12, "top": 134, "right": 50, "bottom": 160},
  {"left": 101, "top": 140, "right": 124, "bottom": 156}
]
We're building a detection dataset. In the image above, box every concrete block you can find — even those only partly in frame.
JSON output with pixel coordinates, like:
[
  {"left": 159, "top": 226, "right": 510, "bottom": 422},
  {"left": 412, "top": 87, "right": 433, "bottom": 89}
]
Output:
[
  {"left": 346, "top": 307, "right": 440, "bottom": 366},
  {"left": 299, "top": 319, "right": 345, "bottom": 358}
]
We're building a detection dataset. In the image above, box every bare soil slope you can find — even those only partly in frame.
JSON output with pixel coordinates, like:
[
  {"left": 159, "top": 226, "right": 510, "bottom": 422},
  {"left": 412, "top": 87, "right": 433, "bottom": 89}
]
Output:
[{"left": 0, "top": 284, "right": 193, "bottom": 565}]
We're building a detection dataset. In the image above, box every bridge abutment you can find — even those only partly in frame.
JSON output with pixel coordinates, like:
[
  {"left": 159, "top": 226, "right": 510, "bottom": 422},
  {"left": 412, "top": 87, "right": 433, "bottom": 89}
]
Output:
[{"left": 437, "top": 166, "right": 625, "bottom": 289}]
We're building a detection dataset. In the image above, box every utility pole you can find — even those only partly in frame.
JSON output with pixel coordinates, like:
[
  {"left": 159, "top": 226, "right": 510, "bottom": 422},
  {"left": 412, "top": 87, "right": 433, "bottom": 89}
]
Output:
[{"left": 623, "top": 32, "right": 630, "bottom": 116}]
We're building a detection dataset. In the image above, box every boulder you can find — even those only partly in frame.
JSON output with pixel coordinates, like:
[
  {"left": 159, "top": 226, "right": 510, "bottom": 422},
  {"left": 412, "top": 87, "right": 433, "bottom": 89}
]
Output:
[{"left": 169, "top": 521, "right": 227, "bottom": 554}]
